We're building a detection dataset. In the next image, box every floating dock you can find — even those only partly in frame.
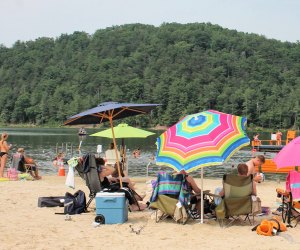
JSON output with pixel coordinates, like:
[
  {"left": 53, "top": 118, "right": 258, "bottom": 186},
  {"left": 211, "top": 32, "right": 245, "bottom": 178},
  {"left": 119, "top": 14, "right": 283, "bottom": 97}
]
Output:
[
  {"left": 255, "top": 159, "right": 299, "bottom": 174},
  {"left": 252, "top": 144, "right": 284, "bottom": 152}
]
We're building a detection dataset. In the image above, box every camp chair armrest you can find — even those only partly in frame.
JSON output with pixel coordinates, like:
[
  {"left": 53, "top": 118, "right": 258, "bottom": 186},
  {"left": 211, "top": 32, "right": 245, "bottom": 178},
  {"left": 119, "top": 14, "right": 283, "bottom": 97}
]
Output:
[
  {"left": 276, "top": 188, "right": 289, "bottom": 197},
  {"left": 193, "top": 190, "right": 220, "bottom": 198},
  {"left": 25, "top": 164, "right": 36, "bottom": 167}
]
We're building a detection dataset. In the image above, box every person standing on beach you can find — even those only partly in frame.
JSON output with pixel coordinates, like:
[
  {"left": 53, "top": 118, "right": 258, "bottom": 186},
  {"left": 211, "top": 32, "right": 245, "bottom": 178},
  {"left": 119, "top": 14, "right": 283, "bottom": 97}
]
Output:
[
  {"left": 246, "top": 155, "right": 265, "bottom": 183},
  {"left": 0, "top": 132, "right": 12, "bottom": 177}
]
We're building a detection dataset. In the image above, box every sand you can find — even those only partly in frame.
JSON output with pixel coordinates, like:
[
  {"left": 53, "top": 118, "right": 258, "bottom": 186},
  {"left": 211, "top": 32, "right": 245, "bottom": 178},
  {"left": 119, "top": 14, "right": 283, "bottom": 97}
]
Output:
[{"left": 1, "top": 176, "right": 300, "bottom": 250}]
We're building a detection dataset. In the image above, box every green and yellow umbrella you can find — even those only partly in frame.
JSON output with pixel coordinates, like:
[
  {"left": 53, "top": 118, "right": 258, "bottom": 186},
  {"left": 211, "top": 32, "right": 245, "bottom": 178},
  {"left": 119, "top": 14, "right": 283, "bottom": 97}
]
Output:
[
  {"left": 90, "top": 123, "right": 155, "bottom": 172},
  {"left": 90, "top": 123, "right": 155, "bottom": 139}
]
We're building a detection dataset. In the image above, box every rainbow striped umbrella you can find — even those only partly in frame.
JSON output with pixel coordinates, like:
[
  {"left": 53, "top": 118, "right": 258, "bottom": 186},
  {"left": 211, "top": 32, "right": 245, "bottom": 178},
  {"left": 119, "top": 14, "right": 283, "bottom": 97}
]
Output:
[{"left": 156, "top": 110, "right": 250, "bottom": 173}]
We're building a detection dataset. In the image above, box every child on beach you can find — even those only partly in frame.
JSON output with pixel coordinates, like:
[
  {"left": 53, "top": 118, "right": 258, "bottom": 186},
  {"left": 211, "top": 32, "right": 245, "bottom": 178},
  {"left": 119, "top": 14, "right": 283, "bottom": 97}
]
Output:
[
  {"left": 246, "top": 155, "right": 265, "bottom": 183},
  {"left": 53, "top": 152, "right": 65, "bottom": 168}
]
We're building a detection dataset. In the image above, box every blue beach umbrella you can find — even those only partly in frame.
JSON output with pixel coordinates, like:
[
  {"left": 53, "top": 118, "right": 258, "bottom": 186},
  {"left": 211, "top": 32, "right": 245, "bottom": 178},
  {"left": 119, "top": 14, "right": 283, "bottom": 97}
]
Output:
[{"left": 64, "top": 102, "right": 160, "bottom": 186}]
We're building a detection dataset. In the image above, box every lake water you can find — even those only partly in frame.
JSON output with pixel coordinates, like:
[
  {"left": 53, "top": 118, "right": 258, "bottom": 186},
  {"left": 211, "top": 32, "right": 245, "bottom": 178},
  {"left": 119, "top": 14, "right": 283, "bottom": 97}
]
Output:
[{"left": 1, "top": 127, "right": 280, "bottom": 179}]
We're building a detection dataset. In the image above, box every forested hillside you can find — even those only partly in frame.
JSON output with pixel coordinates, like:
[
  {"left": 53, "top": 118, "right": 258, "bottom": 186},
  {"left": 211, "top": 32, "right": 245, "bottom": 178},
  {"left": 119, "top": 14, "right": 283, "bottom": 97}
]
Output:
[{"left": 0, "top": 23, "right": 299, "bottom": 128}]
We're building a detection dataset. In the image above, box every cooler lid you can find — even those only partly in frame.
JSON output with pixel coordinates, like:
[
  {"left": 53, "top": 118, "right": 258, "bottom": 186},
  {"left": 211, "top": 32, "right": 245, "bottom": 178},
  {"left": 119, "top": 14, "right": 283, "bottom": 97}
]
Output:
[{"left": 96, "top": 192, "right": 125, "bottom": 197}]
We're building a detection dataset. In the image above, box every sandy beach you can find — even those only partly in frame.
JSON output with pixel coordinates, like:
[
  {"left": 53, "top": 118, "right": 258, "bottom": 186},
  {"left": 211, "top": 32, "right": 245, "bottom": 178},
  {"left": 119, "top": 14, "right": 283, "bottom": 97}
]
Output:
[{"left": 1, "top": 176, "right": 300, "bottom": 250}]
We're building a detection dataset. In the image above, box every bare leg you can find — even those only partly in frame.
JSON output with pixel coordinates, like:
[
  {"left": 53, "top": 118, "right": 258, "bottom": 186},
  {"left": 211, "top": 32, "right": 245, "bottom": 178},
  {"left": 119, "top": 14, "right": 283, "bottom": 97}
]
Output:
[
  {"left": 0, "top": 155, "right": 8, "bottom": 177},
  {"left": 186, "top": 175, "right": 201, "bottom": 193},
  {"left": 34, "top": 168, "right": 42, "bottom": 180},
  {"left": 134, "top": 192, "right": 146, "bottom": 201},
  {"left": 130, "top": 202, "right": 147, "bottom": 211},
  {"left": 120, "top": 177, "right": 136, "bottom": 190}
]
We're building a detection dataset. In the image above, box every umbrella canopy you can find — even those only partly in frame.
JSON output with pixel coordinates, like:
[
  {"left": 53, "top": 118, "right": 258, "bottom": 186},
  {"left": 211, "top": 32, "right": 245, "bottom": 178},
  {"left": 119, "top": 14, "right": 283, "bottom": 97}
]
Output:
[
  {"left": 156, "top": 110, "right": 250, "bottom": 173},
  {"left": 64, "top": 102, "right": 160, "bottom": 186},
  {"left": 155, "top": 109, "right": 250, "bottom": 224},
  {"left": 64, "top": 102, "right": 160, "bottom": 125},
  {"left": 90, "top": 123, "right": 155, "bottom": 138},
  {"left": 273, "top": 136, "right": 300, "bottom": 168}
]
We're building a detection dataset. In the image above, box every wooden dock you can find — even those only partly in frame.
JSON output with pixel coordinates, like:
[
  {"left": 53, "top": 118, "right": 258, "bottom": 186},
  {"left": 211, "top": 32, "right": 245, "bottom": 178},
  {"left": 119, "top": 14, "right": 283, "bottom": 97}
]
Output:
[{"left": 251, "top": 130, "right": 297, "bottom": 152}]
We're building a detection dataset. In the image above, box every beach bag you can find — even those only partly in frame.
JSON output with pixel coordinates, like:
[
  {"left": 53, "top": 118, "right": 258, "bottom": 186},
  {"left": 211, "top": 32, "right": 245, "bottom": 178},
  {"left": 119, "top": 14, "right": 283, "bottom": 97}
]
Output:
[
  {"left": 195, "top": 196, "right": 216, "bottom": 215},
  {"left": 252, "top": 196, "right": 262, "bottom": 215},
  {"left": 38, "top": 196, "right": 65, "bottom": 207},
  {"left": 64, "top": 190, "right": 87, "bottom": 215},
  {"left": 65, "top": 165, "right": 75, "bottom": 189},
  {"left": 7, "top": 168, "right": 18, "bottom": 181}
]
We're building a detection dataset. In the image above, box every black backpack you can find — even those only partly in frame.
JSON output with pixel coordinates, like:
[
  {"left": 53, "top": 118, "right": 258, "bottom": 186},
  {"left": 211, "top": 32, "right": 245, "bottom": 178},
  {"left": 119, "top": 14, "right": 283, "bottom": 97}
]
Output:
[{"left": 64, "top": 190, "right": 87, "bottom": 215}]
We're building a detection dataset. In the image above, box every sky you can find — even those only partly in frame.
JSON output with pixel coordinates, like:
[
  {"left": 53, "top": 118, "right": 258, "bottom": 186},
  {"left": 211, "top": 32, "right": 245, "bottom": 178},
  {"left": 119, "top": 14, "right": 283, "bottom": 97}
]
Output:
[{"left": 0, "top": 0, "right": 299, "bottom": 47}]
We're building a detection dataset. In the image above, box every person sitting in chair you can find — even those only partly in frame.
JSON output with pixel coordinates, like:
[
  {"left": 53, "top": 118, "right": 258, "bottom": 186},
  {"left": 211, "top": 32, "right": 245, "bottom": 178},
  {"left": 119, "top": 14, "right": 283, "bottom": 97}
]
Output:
[
  {"left": 217, "top": 163, "right": 257, "bottom": 198},
  {"left": 110, "top": 162, "right": 137, "bottom": 190},
  {"left": 95, "top": 157, "right": 147, "bottom": 211},
  {"left": 15, "top": 148, "right": 42, "bottom": 180}
]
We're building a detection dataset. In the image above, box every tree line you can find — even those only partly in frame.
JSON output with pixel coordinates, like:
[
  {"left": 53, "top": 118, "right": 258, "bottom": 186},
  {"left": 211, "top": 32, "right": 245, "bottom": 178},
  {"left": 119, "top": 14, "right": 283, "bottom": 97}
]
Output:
[{"left": 0, "top": 22, "right": 299, "bottom": 129}]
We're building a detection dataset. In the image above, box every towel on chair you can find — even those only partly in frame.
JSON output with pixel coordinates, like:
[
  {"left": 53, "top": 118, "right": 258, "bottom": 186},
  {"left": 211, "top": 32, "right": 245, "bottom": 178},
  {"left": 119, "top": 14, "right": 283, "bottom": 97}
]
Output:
[
  {"left": 286, "top": 171, "right": 300, "bottom": 200},
  {"left": 150, "top": 172, "right": 190, "bottom": 206}
]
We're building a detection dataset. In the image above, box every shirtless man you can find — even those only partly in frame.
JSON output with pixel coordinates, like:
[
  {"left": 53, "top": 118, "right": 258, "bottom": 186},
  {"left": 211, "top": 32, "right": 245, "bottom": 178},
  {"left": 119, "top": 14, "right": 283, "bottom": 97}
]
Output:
[{"left": 246, "top": 155, "right": 265, "bottom": 182}]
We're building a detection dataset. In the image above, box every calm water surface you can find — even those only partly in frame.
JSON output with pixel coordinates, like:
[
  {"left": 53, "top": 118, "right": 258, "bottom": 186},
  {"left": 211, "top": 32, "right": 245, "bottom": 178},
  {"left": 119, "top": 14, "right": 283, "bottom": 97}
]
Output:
[{"left": 1, "top": 128, "right": 280, "bottom": 179}]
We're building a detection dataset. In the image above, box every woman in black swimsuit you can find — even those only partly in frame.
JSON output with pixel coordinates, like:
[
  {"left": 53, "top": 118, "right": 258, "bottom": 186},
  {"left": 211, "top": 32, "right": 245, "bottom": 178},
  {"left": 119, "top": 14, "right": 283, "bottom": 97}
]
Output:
[{"left": 0, "top": 133, "right": 12, "bottom": 177}]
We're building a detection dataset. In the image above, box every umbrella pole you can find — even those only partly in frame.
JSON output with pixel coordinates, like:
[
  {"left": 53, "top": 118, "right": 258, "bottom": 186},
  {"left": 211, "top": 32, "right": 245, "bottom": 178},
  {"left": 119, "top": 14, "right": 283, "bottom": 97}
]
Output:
[
  {"left": 109, "top": 117, "right": 123, "bottom": 188},
  {"left": 121, "top": 138, "right": 127, "bottom": 176},
  {"left": 200, "top": 168, "right": 204, "bottom": 224}
]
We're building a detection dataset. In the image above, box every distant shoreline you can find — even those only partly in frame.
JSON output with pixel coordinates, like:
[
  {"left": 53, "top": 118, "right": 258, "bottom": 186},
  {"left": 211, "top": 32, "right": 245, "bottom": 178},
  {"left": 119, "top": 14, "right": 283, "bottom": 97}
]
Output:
[{"left": 0, "top": 123, "right": 294, "bottom": 133}]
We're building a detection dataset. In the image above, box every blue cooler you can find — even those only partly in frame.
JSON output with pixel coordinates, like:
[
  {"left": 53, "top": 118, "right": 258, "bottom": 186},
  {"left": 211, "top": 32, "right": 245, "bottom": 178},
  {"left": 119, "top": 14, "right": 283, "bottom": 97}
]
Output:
[{"left": 95, "top": 192, "right": 128, "bottom": 224}]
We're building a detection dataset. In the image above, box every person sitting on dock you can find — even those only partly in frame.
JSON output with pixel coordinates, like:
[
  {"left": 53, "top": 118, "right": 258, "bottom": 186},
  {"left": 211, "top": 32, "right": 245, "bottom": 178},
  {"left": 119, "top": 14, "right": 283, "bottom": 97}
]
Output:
[{"left": 246, "top": 155, "right": 265, "bottom": 183}]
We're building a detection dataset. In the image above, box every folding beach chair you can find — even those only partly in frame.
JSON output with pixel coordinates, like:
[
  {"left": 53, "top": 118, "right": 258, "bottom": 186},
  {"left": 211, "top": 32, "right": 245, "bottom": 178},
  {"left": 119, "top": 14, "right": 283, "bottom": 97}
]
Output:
[
  {"left": 216, "top": 174, "right": 254, "bottom": 227},
  {"left": 276, "top": 171, "right": 300, "bottom": 228},
  {"left": 11, "top": 153, "right": 36, "bottom": 179},
  {"left": 149, "top": 171, "right": 191, "bottom": 224},
  {"left": 75, "top": 153, "right": 102, "bottom": 209}
]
